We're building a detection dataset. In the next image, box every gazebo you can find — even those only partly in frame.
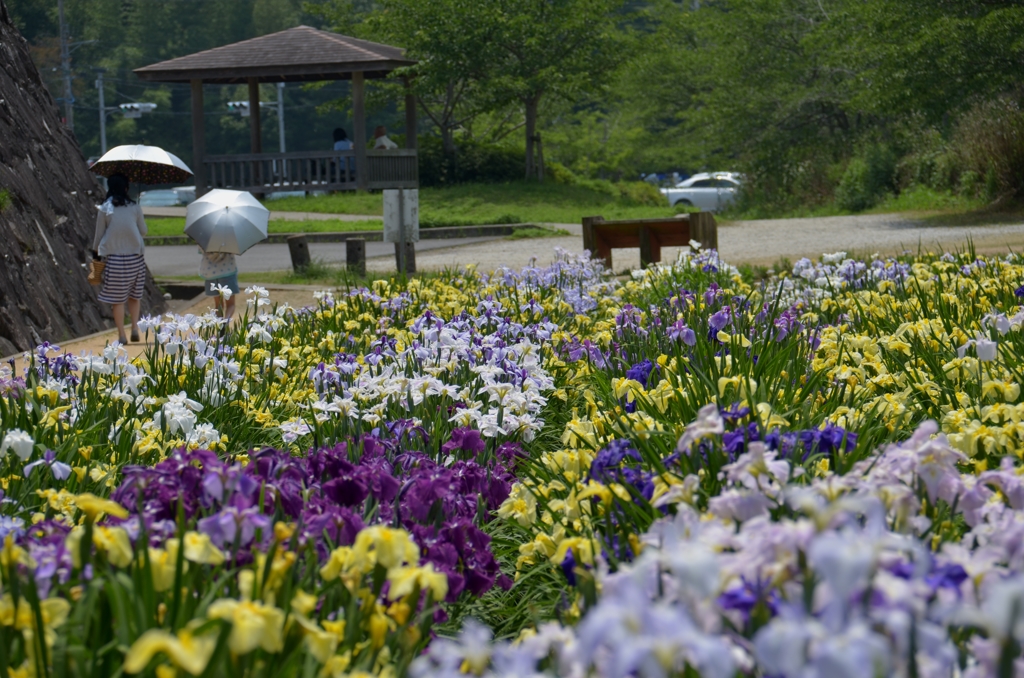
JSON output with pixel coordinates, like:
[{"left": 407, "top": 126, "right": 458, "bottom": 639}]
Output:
[{"left": 134, "top": 26, "right": 418, "bottom": 196}]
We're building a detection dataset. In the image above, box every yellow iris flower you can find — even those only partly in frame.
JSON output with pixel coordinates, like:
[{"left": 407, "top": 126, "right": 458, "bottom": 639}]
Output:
[
  {"left": 73, "top": 493, "right": 128, "bottom": 521},
  {"left": 386, "top": 563, "right": 449, "bottom": 601},
  {"left": 124, "top": 628, "right": 218, "bottom": 675},
  {"left": 206, "top": 598, "right": 286, "bottom": 655},
  {"left": 181, "top": 532, "right": 226, "bottom": 566},
  {"left": 66, "top": 525, "right": 133, "bottom": 568}
]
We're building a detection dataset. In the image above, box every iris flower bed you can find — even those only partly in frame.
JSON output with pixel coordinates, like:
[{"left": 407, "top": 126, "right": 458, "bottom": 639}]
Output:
[{"left": 3, "top": 244, "right": 1024, "bottom": 677}]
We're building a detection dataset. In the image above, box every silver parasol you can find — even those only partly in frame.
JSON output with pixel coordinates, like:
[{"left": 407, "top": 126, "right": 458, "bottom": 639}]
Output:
[{"left": 184, "top": 189, "right": 269, "bottom": 255}]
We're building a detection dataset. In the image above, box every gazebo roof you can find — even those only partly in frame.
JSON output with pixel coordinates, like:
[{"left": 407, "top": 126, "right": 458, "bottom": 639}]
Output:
[{"left": 134, "top": 25, "right": 415, "bottom": 84}]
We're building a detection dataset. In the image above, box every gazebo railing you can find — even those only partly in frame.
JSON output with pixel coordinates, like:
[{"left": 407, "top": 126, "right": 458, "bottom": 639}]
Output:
[
  {"left": 202, "top": 149, "right": 418, "bottom": 193},
  {"left": 366, "top": 150, "right": 419, "bottom": 189}
]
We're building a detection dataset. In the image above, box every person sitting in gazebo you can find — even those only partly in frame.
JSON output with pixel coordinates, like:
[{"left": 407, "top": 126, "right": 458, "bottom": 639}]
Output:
[
  {"left": 334, "top": 127, "right": 354, "bottom": 179},
  {"left": 374, "top": 125, "right": 398, "bottom": 150}
]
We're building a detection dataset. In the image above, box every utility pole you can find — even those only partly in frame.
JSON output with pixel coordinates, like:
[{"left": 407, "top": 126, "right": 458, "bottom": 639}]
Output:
[
  {"left": 58, "top": 0, "right": 73, "bottom": 129},
  {"left": 94, "top": 68, "right": 107, "bottom": 153},
  {"left": 277, "top": 82, "right": 286, "bottom": 153}
]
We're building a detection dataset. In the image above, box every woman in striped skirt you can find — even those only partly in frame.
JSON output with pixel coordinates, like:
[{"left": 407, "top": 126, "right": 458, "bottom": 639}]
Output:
[{"left": 93, "top": 173, "right": 149, "bottom": 343}]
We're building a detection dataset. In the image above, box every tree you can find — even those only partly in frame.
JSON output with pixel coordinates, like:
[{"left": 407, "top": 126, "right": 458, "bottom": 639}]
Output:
[
  {"left": 253, "top": 0, "right": 300, "bottom": 35},
  {"left": 477, "top": 0, "right": 628, "bottom": 179},
  {"left": 362, "top": 0, "right": 627, "bottom": 179},
  {"left": 365, "top": 0, "right": 495, "bottom": 164},
  {"left": 831, "top": 0, "right": 1024, "bottom": 123}
]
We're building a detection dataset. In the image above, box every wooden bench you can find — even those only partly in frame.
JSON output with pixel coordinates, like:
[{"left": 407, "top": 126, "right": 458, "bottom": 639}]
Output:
[{"left": 581, "top": 212, "right": 717, "bottom": 270}]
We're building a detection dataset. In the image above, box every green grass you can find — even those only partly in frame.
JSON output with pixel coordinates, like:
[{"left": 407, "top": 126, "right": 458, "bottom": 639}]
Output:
[
  {"left": 721, "top": 185, "right": 1008, "bottom": 222},
  {"left": 146, "top": 217, "right": 383, "bottom": 237},
  {"left": 868, "top": 185, "right": 986, "bottom": 214},
  {"left": 505, "top": 226, "right": 570, "bottom": 240},
  {"left": 263, "top": 181, "right": 675, "bottom": 225}
]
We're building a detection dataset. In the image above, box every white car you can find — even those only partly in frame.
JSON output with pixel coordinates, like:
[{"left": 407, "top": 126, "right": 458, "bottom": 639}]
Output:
[{"left": 661, "top": 172, "right": 742, "bottom": 212}]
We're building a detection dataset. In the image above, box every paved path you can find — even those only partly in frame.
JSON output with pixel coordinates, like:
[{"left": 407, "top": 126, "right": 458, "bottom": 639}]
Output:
[
  {"left": 385, "top": 214, "right": 1024, "bottom": 273},
  {"left": 143, "top": 206, "right": 379, "bottom": 222},
  {"left": 146, "top": 236, "right": 501, "bottom": 276},
  {"left": 142, "top": 211, "right": 1024, "bottom": 275}
]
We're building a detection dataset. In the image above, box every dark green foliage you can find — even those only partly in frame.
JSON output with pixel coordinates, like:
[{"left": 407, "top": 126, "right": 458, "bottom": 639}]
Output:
[
  {"left": 0, "top": 189, "right": 10, "bottom": 212},
  {"left": 952, "top": 98, "right": 1024, "bottom": 200},
  {"left": 835, "top": 145, "right": 897, "bottom": 213},
  {"left": 417, "top": 137, "right": 525, "bottom": 187}
]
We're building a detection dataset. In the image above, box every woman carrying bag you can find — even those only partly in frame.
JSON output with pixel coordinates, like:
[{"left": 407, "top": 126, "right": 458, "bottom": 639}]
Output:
[{"left": 92, "top": 173, "right": 148, "bottom": 344}]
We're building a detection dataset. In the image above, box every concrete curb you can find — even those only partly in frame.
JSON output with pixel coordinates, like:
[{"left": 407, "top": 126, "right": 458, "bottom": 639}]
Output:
[{"left": 144, "top": 223, "right": 542, "bottom": 247}]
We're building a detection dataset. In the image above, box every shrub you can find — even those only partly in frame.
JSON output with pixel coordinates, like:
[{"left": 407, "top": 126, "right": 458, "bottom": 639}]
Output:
[
  {"left": 896, "top": 128, "right": 957, "bottom": 192},
  {"left": 547, "top": 162, "right": 666, "bottom": 206},
  {"left": 952, "top": 97, "right": 1024, "bottom": 199},
  {"left": 836, "top": 158, "right": 873, "bottom": 212},
  {"left": 985, "top": 164, "right": 1001, "bottom": 201},
  {"left": 959, "top": 170, "right": 981, "bottom": 198},
  {"left": 546, "top": 161, "right": 578, "bottom": 186},
  {"left": 0, "top": 189, "right": 10, "bottom": 212},
  {"left": 417, "top": 137, "right": 524, "bottom": 187},
  {"left": 835, "top": 145, "right": 897, "bottom": 212}
]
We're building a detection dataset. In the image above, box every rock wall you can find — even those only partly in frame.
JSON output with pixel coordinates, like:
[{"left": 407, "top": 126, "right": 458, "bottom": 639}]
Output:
[{"left": 0, "top": 0, "right": 165, "bottom": 356}]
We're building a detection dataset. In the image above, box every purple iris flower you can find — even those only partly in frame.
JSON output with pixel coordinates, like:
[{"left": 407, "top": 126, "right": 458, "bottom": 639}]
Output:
[
  {"left": 589, "top": 439, "right": 654, "bottom": 503},
  {"left": 889, "top": 560, "right": 968, "bottom": 595},
  {"left": 249, "top": 448, "right": 305, "bottom": 517},
  {"left": 442, "top": 428, "right": 487, "bottom": 456},
  {"left": 197, "top": 506, "right": 271, "bottom": 549},
  {"left": 583, "top": 340, "right": 607, "bottom": 368},
  {"left": 720, "top": 403, "right": 751, "bottom": 422},
  {"left": 322, "top": 475, "right": 369, "bottom": 507},
  {"left": 561, "top": 549, "right": 577, "bottom": 586},
  {"left": 723, "top": 422, "right": 761, "bottom": 458},
  {"left": 718, "top": 576, "right": 779, "bottom": 621},
  {"left": 496, "top": 441, "right": 527, "bottom": 467},
  {"left": 704, "top": 283, "right": 722, "bottom": 307},
  {"left": 201, "top": 467, "right": 258, "bottom": 507},
  {"left": 626, "top": 359, "right": 655, "bottom": 387},
  {"left": 1016, "top": 285, "right": 1024, "bottom": 297},
  {"left": 589, "top": 439, "right": 642, "bottom": 482},
  {"left": 23, "top": 450, "right": 72, "bottom": 481},
  {"left": 709, "top": 307, "right": 732, "bottom": 332},
  {"left": 403, "top": 470, "right": 457, "bottom": 522},
  {"left": 301, "top": 503, "right": 364, "bottom": 556},
  {"left": 0, "top": 516, "right": 24, "bottom": 541},
  {"left": 667, "top": 320, "right": 697, "bottom": 346}
]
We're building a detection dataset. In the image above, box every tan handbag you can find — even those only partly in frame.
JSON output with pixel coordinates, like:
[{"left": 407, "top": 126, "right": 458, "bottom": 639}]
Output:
[{"left": 87, "top": 258, "right": 105, "bottom": 285}]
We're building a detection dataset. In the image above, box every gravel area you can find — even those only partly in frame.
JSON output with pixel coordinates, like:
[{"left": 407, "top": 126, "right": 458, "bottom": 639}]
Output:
[{"left": 367, "top": 214, "right": 1024, "bottom": 273}]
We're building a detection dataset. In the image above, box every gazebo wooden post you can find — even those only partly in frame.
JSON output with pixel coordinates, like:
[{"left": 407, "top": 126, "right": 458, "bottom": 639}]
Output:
[
  {"left": 352, "top": 71, "right": 368, "bottom": 191},
  {"left": 248, "top": 78, "right": 262, "bottom": 193},
  {"left": 248, "top": 78, "right": 262, "bottom": 153},
  {"left": 190, "top": 79, "right": 207, "bottom": 197},
  {"left": 404, "top": 77, "right": 417, "bottom": 150}
]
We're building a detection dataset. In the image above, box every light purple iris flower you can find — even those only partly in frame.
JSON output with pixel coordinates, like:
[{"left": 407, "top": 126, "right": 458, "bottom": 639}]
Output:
[
  {"left": 197, "top": 506, "right": 271, "bottom": 549},
  {"left": 23, "top": 450, "right": 72, "bottom": 481}
]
